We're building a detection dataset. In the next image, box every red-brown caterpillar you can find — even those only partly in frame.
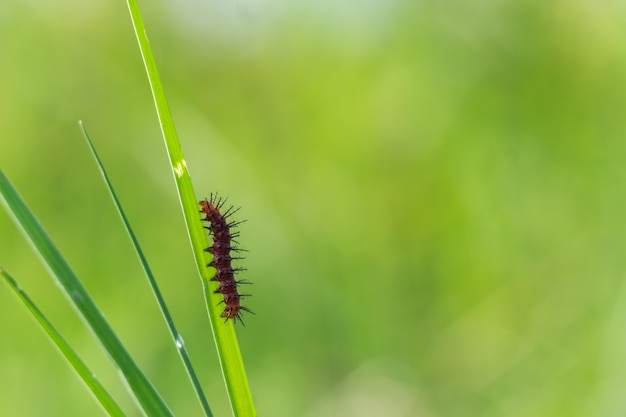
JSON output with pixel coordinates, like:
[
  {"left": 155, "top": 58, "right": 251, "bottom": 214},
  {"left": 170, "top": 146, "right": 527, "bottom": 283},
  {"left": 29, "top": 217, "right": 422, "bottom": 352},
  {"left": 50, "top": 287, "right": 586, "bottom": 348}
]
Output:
[{"left": 199, "top": 194, "right": 253, "bottom": 325}]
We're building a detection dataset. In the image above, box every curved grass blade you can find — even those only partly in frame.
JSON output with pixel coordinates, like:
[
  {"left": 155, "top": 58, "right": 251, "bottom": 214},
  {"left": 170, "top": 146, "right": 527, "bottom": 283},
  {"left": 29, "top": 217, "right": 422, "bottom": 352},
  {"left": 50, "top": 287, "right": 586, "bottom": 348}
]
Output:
[
  {"left": 0, "top": 267, "right": 127, "bottom": 417},
  {"left": 0, "top": 170, "right": 174, "bottom": 417},
  {"left": 123, "top": 1, "right": 256, "bottom": 416},
  {"left": 79, "top": 121, "right": 213, "bottom": 417}
]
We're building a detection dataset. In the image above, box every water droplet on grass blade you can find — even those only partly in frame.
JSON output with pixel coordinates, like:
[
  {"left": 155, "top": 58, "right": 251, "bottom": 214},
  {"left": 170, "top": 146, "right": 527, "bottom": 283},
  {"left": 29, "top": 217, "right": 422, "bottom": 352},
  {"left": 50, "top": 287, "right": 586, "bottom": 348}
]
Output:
[{"left": 175, "top": 334, "right": 184, "bottom": 349}]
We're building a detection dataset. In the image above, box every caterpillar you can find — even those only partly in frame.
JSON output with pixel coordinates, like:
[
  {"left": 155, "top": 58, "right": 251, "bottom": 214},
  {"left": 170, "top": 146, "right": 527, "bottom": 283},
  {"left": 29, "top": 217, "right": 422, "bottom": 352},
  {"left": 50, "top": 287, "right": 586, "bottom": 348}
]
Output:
[{"left": 199, "top": 194, "right": 253, "bottom": 325}]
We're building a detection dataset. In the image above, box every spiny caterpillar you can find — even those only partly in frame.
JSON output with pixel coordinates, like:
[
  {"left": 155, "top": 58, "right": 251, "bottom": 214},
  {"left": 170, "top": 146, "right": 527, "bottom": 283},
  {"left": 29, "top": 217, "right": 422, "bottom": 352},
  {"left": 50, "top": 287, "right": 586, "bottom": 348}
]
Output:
[{"left": 199, "top": 194, "right": 253, "bottom": 325}]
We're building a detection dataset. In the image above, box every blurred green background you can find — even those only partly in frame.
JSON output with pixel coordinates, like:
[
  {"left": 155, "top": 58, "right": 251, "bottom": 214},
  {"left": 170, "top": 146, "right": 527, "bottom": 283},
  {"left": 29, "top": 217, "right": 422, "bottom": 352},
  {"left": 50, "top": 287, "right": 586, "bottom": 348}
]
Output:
[{"left": 2, "top": 0, "right": 626, "bottom": 416}]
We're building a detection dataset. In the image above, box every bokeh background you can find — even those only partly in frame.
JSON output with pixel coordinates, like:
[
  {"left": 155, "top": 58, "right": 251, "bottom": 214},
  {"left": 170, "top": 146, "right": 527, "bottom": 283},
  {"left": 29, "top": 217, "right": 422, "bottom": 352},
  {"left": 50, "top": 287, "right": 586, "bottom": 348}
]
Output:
[{"left": 2, "top": 0, "right": 626, "bottom": 416}]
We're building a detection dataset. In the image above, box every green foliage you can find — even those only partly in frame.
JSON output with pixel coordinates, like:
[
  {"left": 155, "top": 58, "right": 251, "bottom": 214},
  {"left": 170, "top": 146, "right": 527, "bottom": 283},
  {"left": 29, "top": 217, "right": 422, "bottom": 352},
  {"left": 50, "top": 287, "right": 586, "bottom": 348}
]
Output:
[
  {"left": 124, "top": 0, "right": 254, "bottom": 413},
  {"left": 0, "top": 170, "right": 172, "bottom": 416},
  {"left": 2, "top": 1, "right": 626, "bottom": 416},
  {"left": 0, "top": 267, "right": 126, "bottom": 417},
  {"left": 80, "top": 122, "right": 213, "bottom": 417}
]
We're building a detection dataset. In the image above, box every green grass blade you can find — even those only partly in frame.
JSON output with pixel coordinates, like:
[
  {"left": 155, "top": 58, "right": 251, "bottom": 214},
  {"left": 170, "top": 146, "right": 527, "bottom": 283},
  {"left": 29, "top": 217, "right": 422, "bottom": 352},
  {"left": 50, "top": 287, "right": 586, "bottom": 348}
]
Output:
[
  {"left": 0, "top": 169, "right": 174, "bottom": 417},
  {"left": 123, "top": 2, "right": 256, "bottom": 416},
  {"left": 79, "top": 121, "right": 214, "bottom": 417},
  {"left": 0, "top": 268, "right": 127, "bottom": 417}
]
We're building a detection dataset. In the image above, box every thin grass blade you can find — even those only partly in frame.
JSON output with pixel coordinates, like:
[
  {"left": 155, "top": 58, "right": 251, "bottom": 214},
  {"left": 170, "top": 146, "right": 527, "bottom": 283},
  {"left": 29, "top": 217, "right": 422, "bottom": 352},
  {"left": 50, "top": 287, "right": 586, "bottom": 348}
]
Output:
[
  {"left": 123, "top": 2, "right": 256, "bottom": 416},
  {"left": 0, "top": 169, "right": 174, "bottom": 417},
  {"left": 0, "top": 268, "right": 127, "bottom": 417},
  {"left": 79, "top": 121, "right": 213, "bottom": 417}
]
